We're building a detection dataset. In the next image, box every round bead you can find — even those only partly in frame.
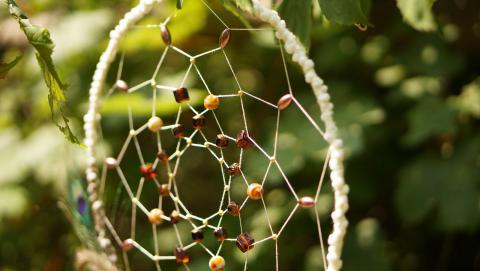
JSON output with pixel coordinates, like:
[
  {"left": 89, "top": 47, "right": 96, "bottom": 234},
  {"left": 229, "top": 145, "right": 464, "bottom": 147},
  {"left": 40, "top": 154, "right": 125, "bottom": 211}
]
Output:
[
  {"left": 158, "top": 184, "right": 170, "bottom": 196},
  {"left": 104, "top": 157, "right": 118, "bottom": 169},
  {"left": 115, "top": 80, "right": 129, "bottom": 92},
  {"left": 148, "top": 116, "right": 164, "bottom": 132},
  {"left": 277, "top": 94, "right": 293, "bottom": 110},
  {"left": 170, "top": 210, "right": 181, "bottom": 224},
  {"left": 209, "top": 255, "right": 226, "bottom": 271},
  {"left": 122, "top": 239, "right": 134, "bottom": 251},
  {"left": 148, "top": 208, "right": 164, "bottom": 225},
  {"left": 247, "top": 183, "right": 263, "bottom": 200},
  {"left": 298, "top": 196, "right": 315, "bottom": 208},
  {"left": 219, "top": 29, "right": 230, "bottom": 49},
  {"left": 204, "top": 94, "right": 220, "bottom": 110},
  {"left": 140, "top": 163, "right": 157, "bottom": 180}
]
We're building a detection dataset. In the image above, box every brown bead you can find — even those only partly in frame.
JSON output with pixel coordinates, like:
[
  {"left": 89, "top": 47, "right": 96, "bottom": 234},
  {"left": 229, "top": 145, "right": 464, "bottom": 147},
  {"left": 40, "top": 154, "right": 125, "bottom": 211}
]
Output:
[
  {"left": 204, "top": 94, "right": 220, "bottom": 110},
  {"left": 122, "top": 239, "right": 134, "bottom": 251},
  {"left": 170, "top": 210, "right": 181, "bottom": 224},
  {"left": 214, "top": 227, "right": 228, "bottom": 241},
  {"left": 160, "top": 24, "right": 172, "bottom": 46},
  {"left": 216, "top": 134, "right": 229, "bottom": 149},
  {"left": 158, "top": 184, "right": 170, "bottom": 196},
  {"left": 191, "top": 229, "right": 204, "bottom": 242},
  {"left": 247, "top": 183, "right": 263, "bottom": 200},
  {"left": 236, "top": 232, "right": 254, "bottom": 253},
  {"left": 148, "top": 208, "right": 164, "bottom": 225},
  {"left": 277, "top": 94, "right": 293, "bottom": 110},
  {"left": 157, "top": 150, "right": 169, "bottom": 163},
  {"left": 173, "top": 87, "right": 190, "bottom": 103},
  {"left": 236, "top": 129, "right": 253, "bottom": 149},
  {"left": 174, "top": 246, "right": 190, "bottom": 264},
  {"left": 227, "top": 163, "right": 241, "bottom": 176},
  {"left": 227, "top": 201, "right": 240, "bottom": 216},
  {"left": 298, "top": 196, "right": 315, "bottom": 208},
  {"left": 192, "top": 115, "right": 206, "bottom": 129},
  {"left": 115, "top": 80, "right": 129, "bottom": 92},
  {"left": 219, "top": 29, "right": 230, "bottom": 49},
  {"left": 104, "top": 157, "right": 118, "bottom": 169},
  {"left": 140, "top": 163, "right": 157, "bottom": 180},
  {"left": 172, "top": 124, "right": 185, "bottom": 138}
]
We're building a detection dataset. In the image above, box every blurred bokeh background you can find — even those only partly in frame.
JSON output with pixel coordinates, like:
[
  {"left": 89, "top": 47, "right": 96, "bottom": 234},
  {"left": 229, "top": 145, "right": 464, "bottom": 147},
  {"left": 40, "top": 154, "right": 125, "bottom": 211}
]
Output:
[{"left": 1, "top": 0, "right": 480, "bottom": 270}]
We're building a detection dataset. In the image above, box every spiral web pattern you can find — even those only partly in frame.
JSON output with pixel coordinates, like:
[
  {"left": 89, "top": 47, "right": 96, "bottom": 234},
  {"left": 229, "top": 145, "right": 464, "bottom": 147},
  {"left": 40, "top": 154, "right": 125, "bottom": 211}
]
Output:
[{"left": 85, "top": 1, "right": 348, "bottom": 270}]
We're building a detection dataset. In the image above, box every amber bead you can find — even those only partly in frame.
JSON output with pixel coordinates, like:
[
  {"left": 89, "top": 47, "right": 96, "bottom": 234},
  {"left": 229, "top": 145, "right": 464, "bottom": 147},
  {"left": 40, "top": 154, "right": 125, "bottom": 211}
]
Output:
[
  {"left": 236, "top": 232, "right": 254, "bottom": 253},
  {"left": 227, "top": 163, "right": 241, "bottom": 176},
  {"left": 115, "top": 80, "right": 129, "bottom": 92},
  {"left": 140, "top": 164, "right": 157, "bottom": 180},
  {"left": 214, "top": 227, "right": 228, "bottom": 241},
  {"left": 148, "top": 116, "right": 164, "bottom": 132},
  {"left": 236, "top": 129, "right": 253, "bottom": 149},
  {"left": 191, "top": 229, "right": 204, "bottom": 242},
  {"left": 174, "top": 246, "right": 190, "bottom": 264},
  {"left": 157, "top": 150, "right": 169, "bottom": 163},
  {"left": 209, "top": 255, "right": 226, "bottom": 271},
  {"left": 277, "top": 94, "right": 293, "bottom": 110},
  {"left": 148, "top": 208, "right": 164, "bottom": 225},
  {"left": 170, "top": 210, "right": 181, "bottom": 224},
  {"left": 247, "top": 183, "right": 263, "bottom": 200},
  {"left": 122, "top": 239, "right": 134, "bottom": 251},
  {"left": 204, "top": 94, "right": 220, "bottom": 110},
  {"left": 104, "top": 157, "right": 118, "bottom": 169},
  {"left": 172, "top": 124, "right": 185, "bottom": 138},
  {"left": 298, "top": 196, "right": 315, "bottom": 208},
  {"left": 219, "top": 29, "right": 230, "bottom": 49},
  {"left": 192, "top": 115, "right": 206, "bottom": 129},
  {"left": 227, "top": 201, "right": 240, "bottom": 216},
  {"left": 173, "top": 87, "right": 190, "bottom": 103},
  {"left": 158, "top": 184, "right": 170, "bottom": 196},
  {"left": 160, "top": 24, "right": 172, "bottom": 46},
  {"left": 216, "top": 134, "right": 229, "bottom": 149}
]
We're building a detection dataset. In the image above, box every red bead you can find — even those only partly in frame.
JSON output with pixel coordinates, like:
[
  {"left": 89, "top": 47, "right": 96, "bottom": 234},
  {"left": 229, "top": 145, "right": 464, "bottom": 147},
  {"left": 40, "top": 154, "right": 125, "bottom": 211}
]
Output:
[
  {"left": 158, "top": 184, "right": 170, "bottom": 196},
  {"left": 236, "top": 232, "right": 254, "bottom": 253},
  {"left": 174, "top": 246, "right": 190, "bottom": 264},
  {"left": 236, "top": 129, "right": 253, "bottom": 149},
  {"left": 173, "top": 87, "right": 190, "bottom": 103},
  {"left": 277, "top": 94, "right": 293, "bottom": 110},
  {"left": 140, "top": 164, "right": 157, "bottom": 180},
  {"left": 298, "top": 196, "right": 315, "bottom": 208}
]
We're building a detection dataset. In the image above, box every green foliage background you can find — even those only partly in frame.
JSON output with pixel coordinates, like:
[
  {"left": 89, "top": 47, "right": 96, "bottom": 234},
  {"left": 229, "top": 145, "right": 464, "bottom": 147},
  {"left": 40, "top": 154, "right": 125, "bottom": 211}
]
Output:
[{"left": 1, "top": 0, "right": 480, "bottom": 270}]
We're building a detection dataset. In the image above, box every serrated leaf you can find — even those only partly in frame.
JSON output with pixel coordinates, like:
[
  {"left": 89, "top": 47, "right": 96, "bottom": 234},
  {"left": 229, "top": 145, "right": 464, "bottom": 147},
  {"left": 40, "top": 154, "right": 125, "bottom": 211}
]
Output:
[
  {"left": 0, "top": 55, "right": 22, "bottom": 79},
  {"left": 318, "top": 0, "right": 369, "bottom": 26},
  {"left": 278, "top": 0, "right": 312, "bottom": 47},
  {"left": 396, "top": 0, "right": 437, "bottom": 31},
  {"left": 7, "top": 0, "right": 82, "bottom": 146}
]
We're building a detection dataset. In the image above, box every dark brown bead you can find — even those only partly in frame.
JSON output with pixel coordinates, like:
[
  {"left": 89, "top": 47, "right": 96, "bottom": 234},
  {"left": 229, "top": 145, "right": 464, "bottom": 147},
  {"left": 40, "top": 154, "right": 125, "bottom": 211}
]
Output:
[
  {"left": 227, "top": 201, "right": 240, "bottom": 216},
  {"left": 140, "top": 164, "right": 157, "bottom": 180},
  {"left": 277, "top": 94, "right": 293, "bottom": 110},
  {"left": 170, "top": 210, "right": 181, "bottom": 224},
  {"left": 227, "top": 163, "right": 241, "bottom": 176},
  {"left": 173, "top": 87, "right": 190, "bottom": 103},
  {"left": 236, "top": 232, "right": 254, "bottom": 253},
  {"left": 158, "top": 184, "right": 170, "bottom": 196},
  {"left": 214, "top": 227, "right": 228, "bottom": 241},
  {"left": 236, "top": 129, "right": 253, "bottom": 149},
  {"left": 192, "top": 115, "right": 206, "bottom": 129},
  {"left": 174, "top": 246, "right": 190, "bottom": 264},
  {"left": 157, "top": 150, "right": 169, "bottom": 163},
  {"left": 122, "top": 239, "right": 134, "bottom": 251},
  {"left": 172, "top": 124, "right": 185, "bottom": 138},
  {"left": 191, "top": 229, "right": 204, "bottom": 243},
  {"left": 160, "top": 24, "right": 172, "bottom": 46},
  {"left": 219, "top": 29, "right": 231, "bottom": 49},
  {"left": 215, "top": 134, "right": 229, "bottom": 149},
  {"left": 115, "top": 80, "right": 129, "bottom": 92}
]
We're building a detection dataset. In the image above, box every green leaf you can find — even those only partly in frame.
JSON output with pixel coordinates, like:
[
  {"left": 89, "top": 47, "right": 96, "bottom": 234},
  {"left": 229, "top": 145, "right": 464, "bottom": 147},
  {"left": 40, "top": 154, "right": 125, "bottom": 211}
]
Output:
[
  {"left": 176, "top": 0, "right": 183, "bottom": 9},
  {"left": 318, "top": 0, "right": 369, "bottom": 26},
  {"left": 449, "top": 78, "right": 480, "bottom": 118},
  {"left": 7, "top": 0, "right": 82, "bottom": 146},
  {"left": 278, "top": 0, "right": 312, "bottom": 47},
  {"left": 396, "top": 0, "right": 437, "bottom": 31},
  {"left": 0, "top": 55, "right": 22, "bottom": 79},
  {"left": 220, "top": 0, "right": 253, "bottom": 28}
]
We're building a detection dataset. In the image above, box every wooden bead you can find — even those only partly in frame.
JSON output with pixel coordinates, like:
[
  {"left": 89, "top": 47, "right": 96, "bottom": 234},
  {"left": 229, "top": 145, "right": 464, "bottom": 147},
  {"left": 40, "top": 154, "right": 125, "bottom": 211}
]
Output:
[
  {"left": 173, "top": 87, "right": 190, "bottom": 103},
  {"left": 122, "top": 239, "right": 134, "bottom": 251},
  {"left": 104, "top": 157, "right": 118, "bottom": 169},
  {"left": 236, "top": 129, "right": 253, "bottom": 149},
  {"left": 115, "top": 80, "right": 129, "bottom": 92},
  {"left": 191, "top": 229, "right": 204, "bottom": 242},
  {"left": 219, "top": 29, "right": 230, "bottom": 49},
  {"left": 175, "top": 246, "right": 190, "bottom": 264},
  {"left": 148, "top": 116, "right": 163, "bottom": 132},
  {"left": 148, "top": 208, "right": 164, "bottom": 225},
  {"left": 227, "top": 201, "right": 240, "bottom": 216},
  {"left": 209, "top": 255, "right": 226, "bottom": 271},
  {"left": 170, "top": 210, "right": 181, "bottom": 224},
  {"left": 204, "top": 94, "right": 220, "bottom": 110},
  {"left": 192, "top": 115, "right": 206, "bottom": 129},
  {"left": 247, "top": 183, "right": 263, "bottom": 200},
  {"left": 172, "top": 124, "right": 185, "bottom": 138},
  {"left": 236, "top": 232, "right": 254, "bottom": 253},
  {"left": 214, "top": 227, "right": 228, "bottom": 241},
  {"left": 216, "top": 134, "right": 229, "bottom": 149},
  {"left": 158, "top": 184, "right": 170, "bottom": 196},
  {"left": 227, "top": 163, "right": 241, "bottom": 176},
  {"left": 298, "top": 196, "right": 315, "bottom": 208},
  {"left": 277, "top": 94, "right": 293, "bottom": 110},
  {"left": 160, "top": 24, "right": 172, "bottom": 46}
]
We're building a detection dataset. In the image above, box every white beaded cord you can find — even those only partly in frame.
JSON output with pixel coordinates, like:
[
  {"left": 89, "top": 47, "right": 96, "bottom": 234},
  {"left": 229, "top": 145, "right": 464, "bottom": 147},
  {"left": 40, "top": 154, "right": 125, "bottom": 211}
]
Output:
[
  {"left": 84, "top": 0, "right": 163, "bottom": 263},
  {"left": 245, "top": 2, "right": 349, "bottom": 271}
]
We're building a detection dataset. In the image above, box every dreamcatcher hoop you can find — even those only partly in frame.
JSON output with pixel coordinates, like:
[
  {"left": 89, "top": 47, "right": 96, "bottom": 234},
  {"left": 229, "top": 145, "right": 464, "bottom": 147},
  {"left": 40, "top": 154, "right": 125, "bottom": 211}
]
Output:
[{"left": 83, "top": 1, "right": 349, "bottom": 270}]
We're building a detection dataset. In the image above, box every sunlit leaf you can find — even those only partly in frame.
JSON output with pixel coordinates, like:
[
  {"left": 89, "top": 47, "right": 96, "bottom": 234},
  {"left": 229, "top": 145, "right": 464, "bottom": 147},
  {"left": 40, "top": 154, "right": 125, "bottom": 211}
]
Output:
[
  {"left": 0, "top": 55, "right": 22, "bottom": 79},
  {"left": 318, "top": 0, "right": 369, "bottom": 26},
  {"left": 449, "top": 78, "right": 480, "bottom": 118},
  {"left": 396, "top": 0, "right": 437, "bottom": 31},
  {"left": 278, "top": 0, "right": 312, "bottom": 47}
]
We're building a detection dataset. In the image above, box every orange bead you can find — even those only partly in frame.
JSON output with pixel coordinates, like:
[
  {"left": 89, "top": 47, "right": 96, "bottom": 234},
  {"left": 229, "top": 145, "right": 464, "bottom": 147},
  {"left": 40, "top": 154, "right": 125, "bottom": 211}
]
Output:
[
  {"left": 247, "top": 183, "right": 263, "bottom": 200},
  {"left": 148, "top": 208, "right": 164, "bottom": 225},
  {"left": 209, "top": 255, "right": 225, "bottom": 271},
  {"left": 204, "top": 94, "right": 220, "bottom": 110}
]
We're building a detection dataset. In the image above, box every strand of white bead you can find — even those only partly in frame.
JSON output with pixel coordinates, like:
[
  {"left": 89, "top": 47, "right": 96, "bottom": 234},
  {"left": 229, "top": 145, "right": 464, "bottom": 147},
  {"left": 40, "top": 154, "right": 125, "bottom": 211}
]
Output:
[
  {"left": 84, "top": 0, "right": 163, "bottom": 264},
  {"left": 249, "top": 2, "right": 349, "bottom": 271}
]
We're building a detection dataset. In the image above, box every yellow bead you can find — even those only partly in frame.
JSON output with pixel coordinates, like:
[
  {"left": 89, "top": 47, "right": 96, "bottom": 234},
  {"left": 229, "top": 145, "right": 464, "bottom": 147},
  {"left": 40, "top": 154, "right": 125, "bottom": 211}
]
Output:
[
  {"left": 148, "top": 208, "right": 164, "bottom": 225},
  {"left": 204, "top": 94, "right": 220, "bottom": 110},
  {"left": 209, "top": 255, "right": 225, "bottom": 271},
  {"left": 247, "top": 183, "right": 263, "bottom": 200},
  {"left": 148, "top": 116, "right": 163, "bottom": 132}
]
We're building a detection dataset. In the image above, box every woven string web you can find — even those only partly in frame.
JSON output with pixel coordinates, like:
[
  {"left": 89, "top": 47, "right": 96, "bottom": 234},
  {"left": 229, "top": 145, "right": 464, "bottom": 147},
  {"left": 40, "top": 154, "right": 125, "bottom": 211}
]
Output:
[{"left": 97, "top": 1, "right": 332, "bottom": 270}]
